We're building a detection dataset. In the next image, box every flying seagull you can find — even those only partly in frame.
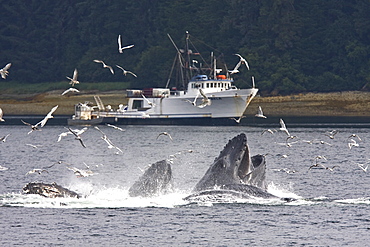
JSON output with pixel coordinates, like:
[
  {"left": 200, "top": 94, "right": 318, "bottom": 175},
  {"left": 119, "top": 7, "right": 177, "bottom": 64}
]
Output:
[
  {"left": 106, "top": 124, "right": 125, "bottom": 132},
  {"left": 118, "top": 35, "right": 134, "bottom": 53},
  {"left": 93, "top": 60, "right": 114, "bottom": 74},
  {"left": 279, "top": 118, "right": 290, "bottom": 136},
  {"left": 229, "top": 116, "right": 246, "bottom": 124},
  {"left": 66, "top": 68, "right": 79, "bottom": 86},
  {"left": 62, "top": 87, "right": 80, "bottom": 96},
  {"left": 0, "top": 134, "right": 10, "bottom": 142},
  {"left": 67, "top": 127, "right": 87, "bottom": 148},
  {"left": 37, "top": 105, "right": 59, "bottom": 127},
  {"left": 141, "top": 93, "right": 155, "bottom": 107},
  {"left": 0, "top": 107, "right": 4, "bottom": 121},
  {"left": 0, "top": 63, "right": 11, "bottom": 79},
  {"left": 116, "top": 65, "right": 137, "bottom": 77},
  {"left": 255, "top": 106, "right": 267, "bottom": 118},
  {"left": 234, "top": 54, "right": 250, "bottom": 70},
  {"left": 21, "top": 120, "right": 41, "bottom": 134},
  {"left": 197, "top": 89, "right": 211, "bottom": 108},
  {"left": 157, "top": 132, "right": 173, "bottom": 141}
]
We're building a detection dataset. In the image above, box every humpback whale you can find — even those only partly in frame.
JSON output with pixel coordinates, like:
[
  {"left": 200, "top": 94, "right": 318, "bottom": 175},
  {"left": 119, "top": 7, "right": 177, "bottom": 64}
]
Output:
[
  {"left": 128, "top": 159, "right": 173, "bottom": 197},
  {"left": 23, "top": 182, "right": 81, "bottom": 198},
  {"left": 184, "top": 133, "right": 286, "bottom": 202}
]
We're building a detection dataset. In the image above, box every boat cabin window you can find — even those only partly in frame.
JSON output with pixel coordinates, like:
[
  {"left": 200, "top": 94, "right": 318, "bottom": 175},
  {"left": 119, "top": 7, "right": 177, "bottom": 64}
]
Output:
[{"left": 132, "top": 99, "right": 143, "bottom": 109}]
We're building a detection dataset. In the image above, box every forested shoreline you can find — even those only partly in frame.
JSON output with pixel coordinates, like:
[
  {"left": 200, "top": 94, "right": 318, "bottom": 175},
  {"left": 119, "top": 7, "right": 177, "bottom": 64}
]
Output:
[{"left": 1, "top": 0, "right": 369, "bottom": 95}]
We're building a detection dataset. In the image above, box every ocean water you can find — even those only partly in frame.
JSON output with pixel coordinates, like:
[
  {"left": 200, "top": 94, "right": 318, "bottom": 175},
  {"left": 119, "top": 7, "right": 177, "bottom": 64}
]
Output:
[{"left": 0, "top": 123, "right": 369, "bottom": 246}]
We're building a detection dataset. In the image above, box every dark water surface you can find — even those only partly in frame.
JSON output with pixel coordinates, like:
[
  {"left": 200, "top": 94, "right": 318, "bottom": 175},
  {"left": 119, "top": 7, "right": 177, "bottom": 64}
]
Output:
[{"left": 0, "top": 124, "right": 369, "bottom": 246}]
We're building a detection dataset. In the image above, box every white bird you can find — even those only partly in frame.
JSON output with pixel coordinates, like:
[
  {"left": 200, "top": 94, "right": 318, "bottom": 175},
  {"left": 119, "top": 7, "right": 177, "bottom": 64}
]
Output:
[
  {"left": 279, "top": 118, "right": 290, "bottom": 136},
  {"left": 25, "top": 169, "right": 48, "bottom": 175},
  {"left": 62, "top": 87, "right": 80, "bottom": 96},
  {"left": 348, "top": 139, "right": 359, "bottom": 149},
  {"left": 255, "top": 106, "right": 267, "bottom": 118},
  {"left": 21, "top": 120, "right": 41, "bottom": 134},
  {"left": 324, "top": 130, "right": 338, "bottom": 139},
  {"left": 66, "top": 166, "right": 95, "bottom": 178},
  {"left": 26, "top": 144, "right": 42, "bottom": 148},
  {"left": 141, "top": 93, "right": 155, "bottom": 107},
  {"left": 0, "top": 165, "right": 8, "bottom": 171},
  {"left": 94, "top": 126, "right": 123, "bottom": 153},
  {"left": 57, "top": 128, "right": 86, "bottom": 142},
  {"left": 229, "top": 116, "right": 246, "bottom": 124},
  {"left": 106, "top": 124, "right": 125, "bottom": 131},
  {"left": 0, "top": 134, "right": 10, "bottom": 142},
  {"left": 66, "top": 68, "right": 79, "bottom": 86},
  {"left": 37, "top": 105, "right": 58, "bottom": 127},
  {"left": 358, "top": 163, "right": 368, "bottom": 172},
  {"left": 0, "top": 107, "right": 5, "bottom": 121},
  {"left": 93, "top": 60, "right": 114, "bottom": 74},
  {"left": 157, "top": 132, "right": 173, "bottom": 141},
  {"left": 261, "top": 129, "right": 277, "bottom": 135},
  {"left": 0, "top": 63, "right": 11, "bottom": 79},
  {"left": 67, "top": 127, "right": 87, "bottom": 148},
  {"left": 234, "top": 54, "right": 250, "bottom": 70},
  {"left": 197, "top": 89, "right": 211, "bottom": 108},
  {"left": 184, "top": 92, "right": 199, "bottom": 106},
  {"left": 348, "top": 134, "right": 362, "bottom": 141},
  {"left": 118, "top": 35, "right": 134, "bottom": 53},
  {"left": 116, "top": 65, "right": 137, "bottom": 77}
]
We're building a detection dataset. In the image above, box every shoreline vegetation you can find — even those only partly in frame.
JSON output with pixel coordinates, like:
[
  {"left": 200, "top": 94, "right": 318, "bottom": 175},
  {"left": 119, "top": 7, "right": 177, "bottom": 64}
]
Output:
[{"left": 0, "top": 90, "right": 370, "bottom": 117}]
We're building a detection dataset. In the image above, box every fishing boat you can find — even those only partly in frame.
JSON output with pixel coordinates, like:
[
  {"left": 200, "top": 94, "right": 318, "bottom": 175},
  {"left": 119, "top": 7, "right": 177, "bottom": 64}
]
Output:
[{"left": 68, "top": 32, "right": 258, "bottom": 126}]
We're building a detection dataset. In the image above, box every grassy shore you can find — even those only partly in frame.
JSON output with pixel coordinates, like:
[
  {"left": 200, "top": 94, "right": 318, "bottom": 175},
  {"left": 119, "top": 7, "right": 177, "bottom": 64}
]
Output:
[{"left": 1, "top": 90, "right": 370, "bottom": 117}]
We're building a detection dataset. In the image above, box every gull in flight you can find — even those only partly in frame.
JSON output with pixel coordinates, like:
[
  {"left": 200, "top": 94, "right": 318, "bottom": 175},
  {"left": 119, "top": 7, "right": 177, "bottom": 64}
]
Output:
[
  {"left": 230, "top": 116, "right": 246, "bottom": 124},
  {"left": 66, "top": 165, "right": 95, "bottom": 178},
  {"left": 0, "top": 107, "right": 5, "bottom": 121},
  {"left": 309, "top": 156, "right": 327, "bottom": 170},
  {"left": 141, "top": 93, "right": 155, "bottom": 107},
  {"left": 66, "top": 68, "right": 79, "bottom": 86},
  {"left": 324, "top": 130, "right": 338, "bottom": 139},
  {"left": 21, "top": 120, "right": 41, "bottom": 134},
  {"left": 106, "top": 124, "right": 125, "bottom": 131},
  {"left": 26, "top": 144, "right": 42, "bottom": 148},
  {"left": 0, "top": 134, "right": 10, "bottom": 142},
  {"left": 57, "top": 127, "right": 86, "bottom": 142},
  {"left": 279, "top": 118, "right": 290, "bottom": 136},
  {"left": 197, "top": 89, "right": 211, "bottom": 108},
  {"left": 0, "top": 165, "right": 8, "bottom": 171},
  {"left": 94, "top": 126, "right": 123, "bottom": 153},
  {"left": 234, "top": 54, "right": 250, "bottom": 70},
  {"left": 348, "top": 139, "right": 359, "bottom": 149},
  {"left": 358, "top": 163, "right": 368, "bottom": 172},
  {"left": 184, "top": 91, "right": 199, "bottom": 106},
  {"left": 38, "top": 105, "right": 58, "bottom": 127},
  {"left": 157, "top": 132, "right": 173, "bottom": 141},
  {"left": 0, "top": 63, "right": 11, "bottom": 79},
  {"left": 67, "top": 127, "right": 87, "bottom": 148},
  {"left": 348, "top": 134, "right": 361, "bottom": 141},
  {"left": 62, "top": 87, "right": 79, "bottom": 96},
  {"left": 116, "top": 65, "right": 137, "bottom": 77},
  {"left": 255, "top": 106, "right": 267, "bottom": 118},
  {"left": 25, "top": 169, "right": 48, "bottom": 175},
  {"left": 261, "top": 129, "right": 277, "bottom": 135},
  {"left": 94, "top": 60, "right": 114, "bottom": 74},
  {"left": 118, "top": 35, "right": 134, "bottom": 53}
]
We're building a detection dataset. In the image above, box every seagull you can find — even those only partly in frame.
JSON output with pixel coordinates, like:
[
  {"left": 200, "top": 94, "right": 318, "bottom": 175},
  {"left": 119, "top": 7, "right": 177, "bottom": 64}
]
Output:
[
  {"left": 62, "top": 87, "right": 80, "bottom": 96},
  {"left": 0, "top": 134, "right": 10, "bottom": 142},
  {"left": 197, "top": 89, "right": 211, "bottom": 108},
  {"left": 141, "top": 93, "right": 155, "bottom": 107},
  {"left": 255, "top": 106, "right": 267, "bottom": 118},
  {"left": 0, "top": 63, "right": 11, "bottom": 79},
  {"left": 358, "top": 163, "right": 368, "bottom": 172},
  {"left": 234, "top": 54, "right": 250, "bottom": 70},
  {"left": 106, "top": 124, "right": 125, "bottom": 131},
  {"left": 26, "top": 144, "right": 42, "bottom": 148},
  {"left": 93, "top": 60, "right": 114, "bottom": 74},
  {"left": 0, "top": 107, "right": 5, "bottom": 121},
  {"left": 279, "top": 118, "right": 290, "bottom": 136},
  {"left": 323, "top": 165, "right": 339, "bottom": 172},
  {"left": 348, "top": 134, "right": 362, "bottom": 141},
  {"left": 261, "top": 129, "right": 277, "bottom": 135},
  {"left": 25, "top": 169, "right": 48, "bottom": 175},
  {"left": 66, "top": 166, "right": 95, "bottom": 178},
  {"left": 157, "top": 132, "right": 173, "bottom": 141},
  {"left": 324, "top": 130, "right": 338, "bottom": 139},
  {"left": 309, "top": 156, "right": 327, "bottom": 170},
  {"left": 285, "top": 135, "right": 298, "bottom": 147},
  {"left": 184, "top": 91, "right": 199, "bottom": 106},
  {"left": 348, "top": 139, "right": 359, "bottom": 149},
  {"left": 116, "top": 65, "right": 137, "bottom": 77},
  {"left": 66, "top": 68, "right": 79, "bottom": 86},
  {"left": 230, "top": 116, "right": 246, "bottom": 124},
  {"left": 117, "top": 35, "right": 134, "bottom": 53},
  {"left": 0, "top": 165, "right": 8, "bottom": 171},
  {"left": 67, "top": 127, "right": 87, "bottom": 148},
  {"left": 21, "top": 120, "right": 41, "bottom": 134},
  {"left": 38, "top": 105, "right": 58, "bottom": 127},
  {"left": 94, "top": 126, "right": 123, "bottom": 153}
]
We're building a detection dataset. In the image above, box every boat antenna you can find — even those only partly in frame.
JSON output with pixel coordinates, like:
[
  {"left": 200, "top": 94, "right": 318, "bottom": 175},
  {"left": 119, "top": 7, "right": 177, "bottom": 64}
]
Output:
[{"left": 167, "top": 33, "right": 186, "bottom": 88}]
